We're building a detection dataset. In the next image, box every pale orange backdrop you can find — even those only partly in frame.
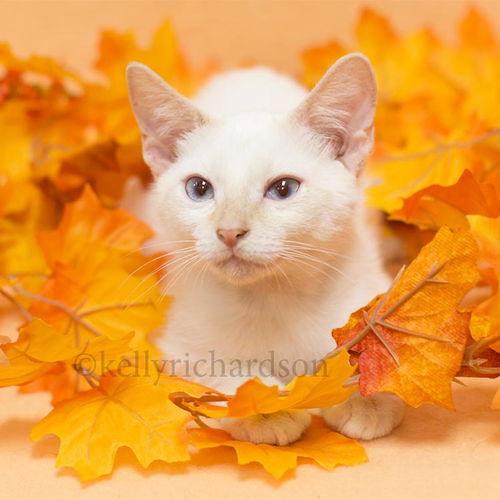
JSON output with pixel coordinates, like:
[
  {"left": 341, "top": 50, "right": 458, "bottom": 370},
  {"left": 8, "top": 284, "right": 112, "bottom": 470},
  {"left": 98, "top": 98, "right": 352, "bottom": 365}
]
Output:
[{"left": 1, "top": 0, "right": 499, "bottom": 80}]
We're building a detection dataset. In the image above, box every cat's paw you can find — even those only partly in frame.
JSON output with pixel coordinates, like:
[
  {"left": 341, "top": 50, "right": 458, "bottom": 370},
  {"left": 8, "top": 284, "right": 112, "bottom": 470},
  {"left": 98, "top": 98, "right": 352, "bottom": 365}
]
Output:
[
  {"left": 221, "top": 410, "right": 311, "bottom": 446},
  {"left": 322, "top": 392, "right": 404, "bottom": 440}
]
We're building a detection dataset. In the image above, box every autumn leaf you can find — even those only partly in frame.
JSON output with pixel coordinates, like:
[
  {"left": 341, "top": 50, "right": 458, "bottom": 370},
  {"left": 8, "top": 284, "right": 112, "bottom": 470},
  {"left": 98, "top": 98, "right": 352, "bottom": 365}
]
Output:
[
  {"left": 96, "top": 21, "right": 208, "bottom": 97},
  {"left": 0, "top": 178, "right": 58, "bottom": 277},
  {"left": 0, "top": 323, "right": 62, "bottom": 388},
  {"left": 301, "top": 9, "right": 500, "bottom": 214},
  {"left": 390, "top": 169, "right": 500, "bottom": 230},
  {"left": 189, "top": 416, "right": 367, "bottom": 479},
  {"left": 31, "top": 373, "right": 215, "bottom": 481},
  {"left": 469, "top": 215, "right": 500, "bottom": 269},
  {"left": 37, "top": 186, "right": 153, "bottom": 267},
  {"left": 227, "top": 351, "right": 356, "bottom": 416},
  {"left": 0, "top": 335, "right": 10, "bottom": 367},
  {"left": 458, "top": 313, "right": 500, "bottom": 378},
  {"left": 178, "top": 351, "right": 357, "bottom": 419},
  {"left": 18, "top": 363, "right": 92, "bottom": 405},
  {"left": 49, "top": 140, "right": 150, "bottom": 209},
  {"left": 492, "top": 389, "right": 500, "bottom": 410},
  {"left": 0, "top": 318, "right": 144, "bottom": 390},
  {"left": 332, "top": 227, "right": 479, "bottom": 408},
  {"left": 0, "top": 188, "right": 167, "bottom": 403},
  {"left": 367, "top": 126, "right": 500, "bottom": 214},
  {"left": 302, "top": 41, "right": 346, "bottom": 89},
  {"left": 24, "top": 188, "right": 168, "bottom": 345},
  {"left": 465, "top": 217, "right": 500, "bottom": 363}
]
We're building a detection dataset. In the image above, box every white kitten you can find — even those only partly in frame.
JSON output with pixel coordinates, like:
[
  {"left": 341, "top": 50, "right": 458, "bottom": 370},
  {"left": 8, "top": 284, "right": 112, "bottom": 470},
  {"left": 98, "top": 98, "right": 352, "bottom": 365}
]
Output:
[{"left": 126, "top": 54, "right": 404, "bottom": 444}]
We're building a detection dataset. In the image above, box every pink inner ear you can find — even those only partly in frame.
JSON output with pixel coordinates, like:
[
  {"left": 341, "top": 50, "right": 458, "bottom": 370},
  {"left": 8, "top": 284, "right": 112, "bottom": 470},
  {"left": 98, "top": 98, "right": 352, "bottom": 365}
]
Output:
[
  {"left": 292, "top": 54, "right": 376, "bottom": 171},
  {"left": 141, "top": 135, "right": 173, "bottom": 176},
  {"left": 127, "top": 63, "right": 208, "bottom": 176}
]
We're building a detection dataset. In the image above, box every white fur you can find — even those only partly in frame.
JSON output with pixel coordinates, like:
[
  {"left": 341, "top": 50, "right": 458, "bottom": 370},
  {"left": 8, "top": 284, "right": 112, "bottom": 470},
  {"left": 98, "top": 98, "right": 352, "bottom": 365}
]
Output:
[{"left": 126, "top": 55, "right": 404, "bottom": 445}]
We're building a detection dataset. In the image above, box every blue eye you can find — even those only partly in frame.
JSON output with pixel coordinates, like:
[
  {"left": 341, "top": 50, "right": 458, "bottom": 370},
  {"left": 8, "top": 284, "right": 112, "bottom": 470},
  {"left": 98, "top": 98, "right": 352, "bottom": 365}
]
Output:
[
  {"left": 265, "top": 178, "right": 301, "bottom": 200},
  {"left": 185, "top": 176, "right": 214, "bottom": 201}
]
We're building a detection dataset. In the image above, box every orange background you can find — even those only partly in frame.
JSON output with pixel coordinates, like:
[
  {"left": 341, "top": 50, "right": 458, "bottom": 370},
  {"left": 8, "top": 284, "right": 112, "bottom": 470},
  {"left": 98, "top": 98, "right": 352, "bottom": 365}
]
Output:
[{"left": 1, "top": 0, "right": 499, "bottom": 80}]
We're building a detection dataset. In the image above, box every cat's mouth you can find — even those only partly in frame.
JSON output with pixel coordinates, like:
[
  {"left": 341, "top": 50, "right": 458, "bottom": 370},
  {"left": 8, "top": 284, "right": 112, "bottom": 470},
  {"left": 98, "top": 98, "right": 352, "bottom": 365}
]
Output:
[
  {"left": 213, "top": 253, "right": 267, "bottom": 282},
  {"left": 219, "top": 254, "right": 261, "bottom": 268}
]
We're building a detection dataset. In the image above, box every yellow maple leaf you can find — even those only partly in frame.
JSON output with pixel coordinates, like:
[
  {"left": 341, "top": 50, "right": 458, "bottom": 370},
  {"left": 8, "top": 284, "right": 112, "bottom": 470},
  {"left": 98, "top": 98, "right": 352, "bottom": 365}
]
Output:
[
  {"left": 469, "top": 216, "right": 500, "bottom": 354},
  {"left": 301, "top": 9, "right": 500, "bottom": 215},
  {"left": 0, "top": 318, "right": 149, "bottom": 391},
  {"left": 30, "top": 373, "right": 214, "bottom": 481},
  {"left": 181, "top": 351, "right": 357, "bottom": 419},
  {"left": 189, "top": 416, "right": 367, "bottom": 479}
]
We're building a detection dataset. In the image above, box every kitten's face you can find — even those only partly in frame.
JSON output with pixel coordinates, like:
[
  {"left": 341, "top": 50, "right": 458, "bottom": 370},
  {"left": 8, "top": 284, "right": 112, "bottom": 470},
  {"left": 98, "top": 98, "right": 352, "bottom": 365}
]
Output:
[
  {"left": 127, "top": 54, "right": 376, "bottom": 285},
  {"left": 152, "top": 114, "right": 359, "bottom": 284}
]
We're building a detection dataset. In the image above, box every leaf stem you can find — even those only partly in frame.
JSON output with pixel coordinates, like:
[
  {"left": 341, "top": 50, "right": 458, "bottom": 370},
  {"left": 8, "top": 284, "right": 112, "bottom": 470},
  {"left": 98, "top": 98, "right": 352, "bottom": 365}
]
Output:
[
  {"left": 79, "top": 300, "right": 156, "bottom": 317},
  {"left": 0, "top": 288, "right": 33, "bottom": 322},
  {"left": 463, "top": 331, "right": 500, "bottom": 375},
  {"left": 12, "top": 287, "right": 103, "bottom": 337},
  {"left": 380, "top": 129, "right": 500, "bottom": 162},
  {"left": 325, "top": 261, "right": 450, "bottom": 360}
]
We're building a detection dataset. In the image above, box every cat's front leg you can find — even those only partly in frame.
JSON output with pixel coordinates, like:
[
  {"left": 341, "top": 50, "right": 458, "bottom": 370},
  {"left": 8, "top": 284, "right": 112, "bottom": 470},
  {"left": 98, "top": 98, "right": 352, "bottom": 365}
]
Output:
[
  {"left": 321, "top": 392, "right": 404, "bottom": 440},
  {"left": 214, "top": 374, "right": 311, "bottom": 446}
]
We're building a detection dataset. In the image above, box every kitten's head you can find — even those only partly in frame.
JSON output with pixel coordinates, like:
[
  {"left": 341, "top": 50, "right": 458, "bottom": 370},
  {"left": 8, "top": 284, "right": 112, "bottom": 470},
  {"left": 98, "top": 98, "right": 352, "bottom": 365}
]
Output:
[{"left": 127, "top": 55, "right": 376, "bottom": 285}]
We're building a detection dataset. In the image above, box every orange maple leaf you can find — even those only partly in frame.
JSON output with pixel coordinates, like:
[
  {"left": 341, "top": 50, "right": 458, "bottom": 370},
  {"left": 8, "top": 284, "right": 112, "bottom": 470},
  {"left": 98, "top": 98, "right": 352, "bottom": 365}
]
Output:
[
  {"left": 390, "top": 169, "right": 500, "bottom": 230},
  {"left": 0, "top": 188, "right": 166, "bottom": 403},
  {"left": 332, "top": 227, "right": 479, "bottom": 408}
]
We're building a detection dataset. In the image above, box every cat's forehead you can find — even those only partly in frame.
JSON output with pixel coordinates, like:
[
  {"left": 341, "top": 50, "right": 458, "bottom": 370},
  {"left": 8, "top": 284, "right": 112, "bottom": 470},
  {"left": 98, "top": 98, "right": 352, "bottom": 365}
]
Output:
[{"left": 180, "top": 112, "right": 307, "bottom": 183}]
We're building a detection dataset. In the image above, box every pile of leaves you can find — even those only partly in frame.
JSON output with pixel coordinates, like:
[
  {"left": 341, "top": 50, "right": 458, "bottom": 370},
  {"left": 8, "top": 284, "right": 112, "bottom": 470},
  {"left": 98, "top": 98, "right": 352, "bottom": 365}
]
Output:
[{"left": 0, "top": 8, "right": 499, "bottom": 481}]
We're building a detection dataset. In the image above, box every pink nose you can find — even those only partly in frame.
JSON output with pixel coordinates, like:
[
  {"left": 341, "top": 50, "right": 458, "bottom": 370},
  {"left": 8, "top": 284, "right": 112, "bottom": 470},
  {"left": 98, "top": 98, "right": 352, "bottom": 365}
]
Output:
[{"left": 216, "top": 228, "right": 249, "bottom": 248}]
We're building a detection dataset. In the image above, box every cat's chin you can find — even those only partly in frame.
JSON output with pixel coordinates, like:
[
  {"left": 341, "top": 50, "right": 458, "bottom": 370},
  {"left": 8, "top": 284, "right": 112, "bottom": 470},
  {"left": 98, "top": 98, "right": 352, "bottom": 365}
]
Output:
[{"left": 211, "top": 255, "right": 270, "bottom": 285}]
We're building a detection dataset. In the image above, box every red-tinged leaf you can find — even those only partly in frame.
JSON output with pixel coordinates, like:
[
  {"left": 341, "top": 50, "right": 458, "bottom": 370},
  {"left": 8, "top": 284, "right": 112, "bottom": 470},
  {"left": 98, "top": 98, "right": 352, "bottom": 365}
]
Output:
[{"left": 333, "top": 227, "right": 479, "bottom": 408}]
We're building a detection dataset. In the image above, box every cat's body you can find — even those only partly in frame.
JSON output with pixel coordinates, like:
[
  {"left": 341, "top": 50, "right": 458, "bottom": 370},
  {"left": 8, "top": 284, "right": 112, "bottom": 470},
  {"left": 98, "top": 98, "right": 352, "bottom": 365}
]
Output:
[
  {"left": 127, "top": 56, "right": 404, "bottom": 444},
  {"left": 161, "top": 68, "right": 389, "bottom": 389}
]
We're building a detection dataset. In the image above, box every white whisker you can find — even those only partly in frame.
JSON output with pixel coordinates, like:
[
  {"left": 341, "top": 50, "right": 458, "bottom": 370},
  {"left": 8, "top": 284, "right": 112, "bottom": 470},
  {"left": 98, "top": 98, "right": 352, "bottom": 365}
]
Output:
[
  {"left": 278, "top": 253, "right": 320, "bottom": 280},
  {"left": 123, "top": 250, "right": 198, "bottom": 304},
  {"left": 281, "top": 239, "right": 351, "bottom": 260},
  {"left": 281, "top": 248, "right": 354, "bottom": 284},
  {"left": 163, "top": 255, "right": 201, "bottom": 295}
]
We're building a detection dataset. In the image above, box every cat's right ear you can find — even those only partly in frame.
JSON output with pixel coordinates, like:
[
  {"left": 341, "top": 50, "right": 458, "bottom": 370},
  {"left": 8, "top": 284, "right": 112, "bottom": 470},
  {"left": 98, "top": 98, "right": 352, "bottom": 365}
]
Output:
[
  {"left": 126, "top": 62, "right": 208, "bottom": 176},
  {"left": 291, "top": 53, "right": 376, "bottom": 175}
]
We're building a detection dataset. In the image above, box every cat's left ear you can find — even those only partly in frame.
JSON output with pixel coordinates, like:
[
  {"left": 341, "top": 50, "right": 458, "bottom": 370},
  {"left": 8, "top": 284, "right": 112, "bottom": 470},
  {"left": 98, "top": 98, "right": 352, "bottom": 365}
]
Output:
[
  {"left": 126, "top": 62, "right": 208, "bottom": 176},
  {"left": 292, "top": 53, "right": 376, "bottom": 175}
]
